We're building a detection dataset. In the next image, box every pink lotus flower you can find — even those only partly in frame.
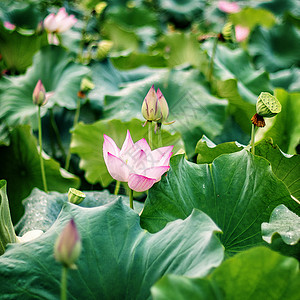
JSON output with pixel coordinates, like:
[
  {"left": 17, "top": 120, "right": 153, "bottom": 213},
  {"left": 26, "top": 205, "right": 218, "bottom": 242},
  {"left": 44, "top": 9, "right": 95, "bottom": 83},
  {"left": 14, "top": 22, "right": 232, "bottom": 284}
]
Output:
[
  {"left": 235, "top": 25, "right": 250, "bottom": 42},
  {"left": 44, "top": 7, "right": 77, "bottom": 33},
  {"left": 103, "top": 130, "right": 173, "bottom": 192},
  {"left": 4, "top": 21, "right": 16, "bottom": 30},
  {"left": 218, "top": 1, "right": 241, "bottom": 14}
]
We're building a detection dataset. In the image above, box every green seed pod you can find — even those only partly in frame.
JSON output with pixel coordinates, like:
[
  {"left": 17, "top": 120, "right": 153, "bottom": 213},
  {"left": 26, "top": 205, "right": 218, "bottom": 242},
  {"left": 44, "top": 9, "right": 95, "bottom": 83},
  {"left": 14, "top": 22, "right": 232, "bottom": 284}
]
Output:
[
  {"left": 68, "top": 188, "right": 86, "bottom": 205},
  {"left": 256, "top": 92, "right": 281, "bottom": 118},
  {"left": 221, "top": 22, "right": 234, "bottom": 42}
]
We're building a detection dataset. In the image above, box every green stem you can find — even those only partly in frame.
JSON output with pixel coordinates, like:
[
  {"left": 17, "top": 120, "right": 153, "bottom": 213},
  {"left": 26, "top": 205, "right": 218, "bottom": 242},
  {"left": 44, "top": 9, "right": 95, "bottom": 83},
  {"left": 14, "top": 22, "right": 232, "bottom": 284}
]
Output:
[
  {"left": 148, "top": 121, "right": 153, "bottom": 150},
  {"left": 129, "top": 188, "right": 134, "bottom": 210},
  {"left": 114, "top": 181, "right": 121, "bottom": 195},
  {"left": 157, "top": 123, "right": 163, "bottom": 147},
  {"left": 65, "top": 99, "right": 81, "bottom": 170},
  {"left": 60, "top": 266, "right": 68, "bottom": 300},
  {"left": 38, "top": 106, "right": 48, "bottom": 193},
  {"left": 50, "top": 109, "right": 66, "bottom": 159},
  {"left": 250, "top": 123, "right": 256, "bottom": 155},
  {"left": 208, "top": 37, "right": 218, "bottom": 85}
]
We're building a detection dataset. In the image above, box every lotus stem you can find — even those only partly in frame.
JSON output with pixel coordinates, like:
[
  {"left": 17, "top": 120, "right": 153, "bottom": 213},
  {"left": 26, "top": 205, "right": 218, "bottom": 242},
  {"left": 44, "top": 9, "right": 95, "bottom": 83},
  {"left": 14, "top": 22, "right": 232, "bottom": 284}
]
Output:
[
  {"left": 208, "top": 37, "right": 218, "bottom": 85},
  {"left": 50, "top": 108, "right": 66, "bottom": 159},
  {"left": 129, "top": 188, "right": 134, "bottom": 210},
  {"left": 65, "top": 99, "right": 81, "bottom": 170},
  {"left": 60, "top": 266, "right": 68, "bottom": 300},
  {"left": 250, "top": 123, "right": 255, "bottom": 155},
  {"left": 148, "top": 121, "right": 153, "bottom": 150},
  {"left": 114, "top": 181, "right": 120, "bottom": 195},
  {"left": 38, "top": 106, "right": 48, "bottom": 193}
]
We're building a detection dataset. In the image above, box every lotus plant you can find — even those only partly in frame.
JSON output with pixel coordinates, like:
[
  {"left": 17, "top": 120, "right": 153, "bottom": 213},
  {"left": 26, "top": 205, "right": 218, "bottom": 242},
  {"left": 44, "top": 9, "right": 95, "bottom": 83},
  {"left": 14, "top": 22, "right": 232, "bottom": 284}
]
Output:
[
  {"left": 43, "top": 7, "right": 77, "bottom": 45},
  {"left": 103, "top": 130, "right": 173, "bottom": 209}
]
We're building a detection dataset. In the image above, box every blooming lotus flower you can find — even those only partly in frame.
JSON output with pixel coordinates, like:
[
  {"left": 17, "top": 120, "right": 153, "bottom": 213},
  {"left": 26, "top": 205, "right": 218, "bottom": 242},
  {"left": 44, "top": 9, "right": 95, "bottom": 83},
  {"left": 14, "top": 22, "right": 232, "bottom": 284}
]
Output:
[
  {"left": 44, "top": 8, "right": 77, "bottom": 45},
  {"left": 218, "top": 1, "right": 240, "bottom": 13},
  {"left": 235, "top": 25, "right": 250, "bottom": 42},
  {"left": 44, "top": 7, "right": 77, "bottom": 33},
  {"left": 54, "top": 219, "right": 81, "bottom": 268},
  {"left": 103, "top": 130, "right": 173, "bottom": 192}
]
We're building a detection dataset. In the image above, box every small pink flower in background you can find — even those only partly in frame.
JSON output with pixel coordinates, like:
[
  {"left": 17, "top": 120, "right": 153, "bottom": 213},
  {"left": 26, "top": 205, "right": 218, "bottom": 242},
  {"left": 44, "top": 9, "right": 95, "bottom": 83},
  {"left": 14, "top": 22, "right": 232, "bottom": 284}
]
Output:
[
  {"left": 235, "top": 25, "right": 250, "bottom": 42},
  {"left": 44, "top": 7, "right": 77, "bottom": 33},
  {"left": 218, "top": 1, "right": 241, "bottom": 13},
  {"left": 4, "top": 21, "right": 16, "bottom": 30},
  {"left": 43, "top": 7, "right": 77, "bottom": 45},
  {"left": 103, "top": 130, "right": 173, "bottom": 192}
]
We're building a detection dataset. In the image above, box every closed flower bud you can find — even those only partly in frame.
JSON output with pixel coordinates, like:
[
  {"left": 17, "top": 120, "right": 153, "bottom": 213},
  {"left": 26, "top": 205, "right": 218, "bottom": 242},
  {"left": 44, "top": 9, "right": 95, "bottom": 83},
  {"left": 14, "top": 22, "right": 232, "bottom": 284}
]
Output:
[
  {"left": 96, "top": 40, "right": 113, "bottom": 60},
  {"left": 68, "top": 188, "right": 86, "bottom": 205},
  {"left": 33, "top": 80, "right": 47, "bottom": 106},
  {"left": 256, "top": 92, "right": 281, "bottom": 118},
  {"left": 142, "top": 85, "right": 161, "bottom": 121},
  {"left": 80, "top": 78, "right": 95, "bottom": 93},
  {"left": 54, "top": 219, "right": 81, "bottom": 268},
  {"left": 157, "top": 88, "right": 169, "bottom": 122}
]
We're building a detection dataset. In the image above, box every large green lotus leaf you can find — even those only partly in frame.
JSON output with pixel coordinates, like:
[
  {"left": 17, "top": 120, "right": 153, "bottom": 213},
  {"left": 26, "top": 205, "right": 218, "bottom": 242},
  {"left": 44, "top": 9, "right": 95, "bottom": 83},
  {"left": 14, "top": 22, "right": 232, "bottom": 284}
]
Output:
[
  {"left": 0, "top": 125, "right": 80, "bottom": 223},
  {"left": 15, "top": 188, "right": 144, "bottom": 236},
  {"left": 140, "top": 150, "right": 300, "bottom": 255},
  {"left": 151, "top": 32, "right": 206, "bottom": 68},
  {"left": 0, "top": 45, "right": 90, "bottom": 129},
  {"left": 195, "top": 137, "right": 300, "bottom": 201},
  {"left": 257, "top": 0, "right": 300, "bottom": 17},
  {"left": 103, "top": 69, "right": 228, "bottom": 156},
  {"left": 88, "top": 60, "right": 161, "bottom": 110},
  {"left": 0, "top": 180, "right": 16, "bottom": 255},
  {"left": 200, "top": 41, "right": 272, "bottom": 132},
  {"left": 255, "top": 89, "right": 300, "bottom": 154},
  {"left": 111, "top": 52, "right": 167, "bottom": 70},
  {"left": 196, "top": 135, "right": 244, "bottom": 164},
  {"left": 0, "top": 25, "right": 48, "bottom": 73},
  {"left": 229, "top": 7, "right": 275, "bottom": 30},
  {"left": 70, "top": 118, "right": 185, "bottom": 187},
  {"left": 270, "top": 67, "right": 300, "bottom": 92},
  {"left": 0, "top": 200, "right": 224, "bottom": 299},
  {"left": 262, "top": 205, "right": 300, "bottom": 245},
  {"left": 102, "top": 20, "right": 140, "bottom": 52},
  {"left": 157, "top": 0, "right": 205, "bottom": 24},
  {"left": 152, "top": 247, "right": 300, "bottom": 300},
  {"left": 248, "top": 22, "right": 300, "bottom": 73}
]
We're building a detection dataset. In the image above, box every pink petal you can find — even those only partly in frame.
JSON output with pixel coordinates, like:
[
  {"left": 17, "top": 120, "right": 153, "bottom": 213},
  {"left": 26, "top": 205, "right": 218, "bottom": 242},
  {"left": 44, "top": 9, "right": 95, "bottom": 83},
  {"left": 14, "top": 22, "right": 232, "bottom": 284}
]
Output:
[
  {"left": 142, "top": 166, "right": 170, "bottom": 181},
  {"left": 150, "top": 146, "right": 173, "bottom": 163},
  {"left": 120, "top": 130, "right": 134, "bottom": 155},
  {"left": 128, "top": 174, "right": 156, "bottom": 192},
  {"left": 159, "top": 151, "right": 173, "bottom": 166},
  {"left": 157, "top": 88, "right": 169, "bottom": 120},
  {"left": 44, "top": 14, "right": 58, "bottom": 32},
  {"left": 4, "top": 21, "right": 16, "bottom": 30},
  {"left": 218, "top": 1, "right": 240, "bottom": 13},
  {"left": 106, "top": 153, "right": 129, "bottom": 182},
  {"left": 235, "top": 25, "right": 250, "bottom": 42},
  {"left": 134, "top": 138, "right": 151, "bottom": 154},
  {"left": 132, "top": 149, "right": 148, "bottom": 171},
  {"left": 57, "top": 15, "right": 77, "bottom": 32},
  {"left": 103, "top": 134, "right": 120, "bottom": 162}
]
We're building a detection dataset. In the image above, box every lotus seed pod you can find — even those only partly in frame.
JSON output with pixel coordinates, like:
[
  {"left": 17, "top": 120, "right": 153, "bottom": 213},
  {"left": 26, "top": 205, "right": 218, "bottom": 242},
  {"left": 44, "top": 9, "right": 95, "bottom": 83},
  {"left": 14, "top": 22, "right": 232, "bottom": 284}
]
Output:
[
  {"left": 221, "top": 22, "right": 234, "bottom": 42},
  {"left": 256, "top": 92, "right": 281, "bottom": 118},
  {"left": 68, "top": 188, "right": 86, "bottom": 205}
]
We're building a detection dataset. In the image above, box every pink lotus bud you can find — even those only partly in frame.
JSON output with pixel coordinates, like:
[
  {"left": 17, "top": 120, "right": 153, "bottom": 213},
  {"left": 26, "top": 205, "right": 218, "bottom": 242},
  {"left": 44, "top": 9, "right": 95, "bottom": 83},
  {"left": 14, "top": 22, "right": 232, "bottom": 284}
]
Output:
[
  {"left": 235, "top": 25, "right": 250, "bottom": 42},
  {"left": 33, "top": 80, "right": 47, "bottom": 106},
  {"left": 142, "top": 85, "right": 161, "bottom": 121},
  {"left": 157, "top": 88, "right": 169, "bottom": 122},
  {"left": 218, "top": 1, "right": 241, "bottom": 14},
  {"left": 54, "top": 219, "right": 81, "bottom": 268}
]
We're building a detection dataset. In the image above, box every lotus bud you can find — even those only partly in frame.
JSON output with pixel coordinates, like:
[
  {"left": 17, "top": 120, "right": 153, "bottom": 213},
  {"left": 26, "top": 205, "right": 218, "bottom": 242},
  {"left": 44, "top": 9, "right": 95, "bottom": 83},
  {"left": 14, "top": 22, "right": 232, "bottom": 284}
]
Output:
[
  {"left": 33, "top": 80, "right": 47, "bottom": 106},
  {"left": 157, "top": 88, "right": 169, "bottom": 122},
  {"left": 80, "top": 78, "right": 95, "bottom": 93},
  {"left": 256, "top": 92, "right": 281, "bottom": 118},
  {"left": 95, "top": 2, "right": 107, "bottom": 15},
  {"left": 96, "top": 40, "right": 113, "bottom": 60},
  {"left": 54, "top": 219, "right": 81, "bottom": 269},
  {"left": 220, "top": 22, "right": 234, "bottom": 42},
  {"left": 68, "top": 188, "right": 86, "bottom": 205},
  {"left": 142, "top": 85, "right": 161, "bottom": 121}
]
